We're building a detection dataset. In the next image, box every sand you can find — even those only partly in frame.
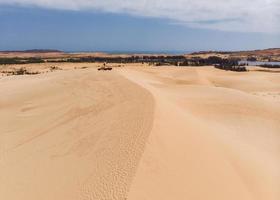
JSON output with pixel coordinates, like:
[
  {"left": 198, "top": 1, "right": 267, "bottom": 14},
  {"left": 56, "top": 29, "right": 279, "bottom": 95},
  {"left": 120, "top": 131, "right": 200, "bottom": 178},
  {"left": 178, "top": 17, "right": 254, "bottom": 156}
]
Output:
[
  {"left": 0, "top": 64, "right": 280, "bottom": 200},
  {"left": 0, "top": 67, "right": 154, "bottom": 200},
  {"left": 119, "top": 66, "right": 280, "bottom": 200}
]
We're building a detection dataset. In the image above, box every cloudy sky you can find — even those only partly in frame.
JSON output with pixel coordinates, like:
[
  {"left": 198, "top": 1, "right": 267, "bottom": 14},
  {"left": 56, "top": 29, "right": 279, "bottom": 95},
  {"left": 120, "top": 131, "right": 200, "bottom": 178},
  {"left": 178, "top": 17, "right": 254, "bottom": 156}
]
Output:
[{"left": 0, "top": 0, "right": 280, "bottom": 52}]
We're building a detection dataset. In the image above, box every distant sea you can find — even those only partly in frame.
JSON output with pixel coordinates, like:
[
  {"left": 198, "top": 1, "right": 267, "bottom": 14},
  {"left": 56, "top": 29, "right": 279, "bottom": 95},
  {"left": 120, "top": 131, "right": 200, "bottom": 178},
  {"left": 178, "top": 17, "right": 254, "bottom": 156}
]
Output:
[{"left": 66, "top": 50, "right": 194, "bottom": 55}]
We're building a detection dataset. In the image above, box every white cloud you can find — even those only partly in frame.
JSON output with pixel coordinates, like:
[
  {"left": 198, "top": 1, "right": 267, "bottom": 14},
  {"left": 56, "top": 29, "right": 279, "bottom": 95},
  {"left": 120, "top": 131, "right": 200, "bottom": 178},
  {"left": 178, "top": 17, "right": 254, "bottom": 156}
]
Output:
[{"left": 1, "top": 0, "right": 280, "bottom": 33}]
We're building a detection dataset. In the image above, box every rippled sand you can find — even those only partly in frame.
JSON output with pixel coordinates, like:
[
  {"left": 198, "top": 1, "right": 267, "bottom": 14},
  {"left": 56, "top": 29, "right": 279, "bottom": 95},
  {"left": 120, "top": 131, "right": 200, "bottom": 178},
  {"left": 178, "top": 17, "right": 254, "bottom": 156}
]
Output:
[{"left": 1, "top": 64, "right": 279, "bottom": 200}]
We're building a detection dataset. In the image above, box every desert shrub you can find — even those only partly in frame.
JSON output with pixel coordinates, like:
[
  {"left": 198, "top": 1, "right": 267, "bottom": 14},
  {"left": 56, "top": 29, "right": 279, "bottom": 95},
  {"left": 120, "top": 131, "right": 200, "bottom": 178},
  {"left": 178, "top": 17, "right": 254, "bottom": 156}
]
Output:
[
  {"left": 247, "top": 57, "right": 257, "bottom": 61},
  {"left": 0, "top": 57, "right": 44, "bottom": 64},
  {"left": 50, "top": 66, "right": 62, "bottom": 71},
  {"left": 11, "top": 68, "right": 40, "bottom": 75},
  {"left": 214, "top": 64, "right": 247, "bottom": 72}
]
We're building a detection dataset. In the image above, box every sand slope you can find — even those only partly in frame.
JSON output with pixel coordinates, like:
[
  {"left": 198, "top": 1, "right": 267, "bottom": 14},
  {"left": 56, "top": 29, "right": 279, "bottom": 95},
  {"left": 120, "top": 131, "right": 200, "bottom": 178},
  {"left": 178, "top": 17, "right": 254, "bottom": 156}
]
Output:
[
  {"left": 119, "top": 66, "right": 280, "bottom": 200},
  {"left": 0, "top": 69, "right": 154, "bottom": 200},
  {"left": 1, "top": 64, "right": 279, "bottom": 200}
]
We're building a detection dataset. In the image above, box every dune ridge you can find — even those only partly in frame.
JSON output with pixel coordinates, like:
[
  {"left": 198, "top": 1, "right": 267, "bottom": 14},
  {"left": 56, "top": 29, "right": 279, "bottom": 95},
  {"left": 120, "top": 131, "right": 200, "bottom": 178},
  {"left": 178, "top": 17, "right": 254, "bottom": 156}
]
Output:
[
  {"left": 119, "top": 66, "right": 280, "bottom": 200},
  {"left": 0, "top": 69, "right": 154, "bottom": 200}
]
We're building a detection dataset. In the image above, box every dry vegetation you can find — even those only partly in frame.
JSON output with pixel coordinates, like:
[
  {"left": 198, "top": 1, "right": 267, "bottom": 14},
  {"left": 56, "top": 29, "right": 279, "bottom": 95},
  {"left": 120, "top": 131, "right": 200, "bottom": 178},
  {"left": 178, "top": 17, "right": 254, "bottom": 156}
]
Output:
[{"left": 187, "top": 48, "right": 280, "bottom": 62}]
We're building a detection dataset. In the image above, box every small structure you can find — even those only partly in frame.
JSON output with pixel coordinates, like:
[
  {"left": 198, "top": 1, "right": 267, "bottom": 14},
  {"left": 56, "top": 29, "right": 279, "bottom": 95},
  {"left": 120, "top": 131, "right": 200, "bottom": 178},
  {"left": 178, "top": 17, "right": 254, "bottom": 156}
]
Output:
[{"left": 98, "top": 63, "right": 113, "bottom": 71}]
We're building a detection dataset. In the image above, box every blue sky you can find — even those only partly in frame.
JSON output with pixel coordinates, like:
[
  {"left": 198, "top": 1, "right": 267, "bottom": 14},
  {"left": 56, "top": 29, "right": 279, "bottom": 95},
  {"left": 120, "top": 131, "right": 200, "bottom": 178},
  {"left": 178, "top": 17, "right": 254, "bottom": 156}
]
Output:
[{"left": 0, "top": 3, "right": 280, "bottom": 52}]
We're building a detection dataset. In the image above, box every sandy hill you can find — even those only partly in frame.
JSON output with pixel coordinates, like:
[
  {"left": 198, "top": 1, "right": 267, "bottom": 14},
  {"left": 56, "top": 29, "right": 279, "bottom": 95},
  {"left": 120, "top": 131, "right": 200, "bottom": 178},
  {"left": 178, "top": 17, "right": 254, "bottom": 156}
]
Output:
[
  {"left": 187, "top": 48, "right": 280, "bottom": 61},
  {"left": 0, "top": 63, "right": 279, "bottom": 200}
]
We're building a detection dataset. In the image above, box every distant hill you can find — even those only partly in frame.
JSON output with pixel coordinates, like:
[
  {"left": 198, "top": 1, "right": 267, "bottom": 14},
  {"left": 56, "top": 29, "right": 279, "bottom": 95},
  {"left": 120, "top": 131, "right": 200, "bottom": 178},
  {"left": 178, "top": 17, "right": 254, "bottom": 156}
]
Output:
[
  {"left": 0, "top": 49, "right": 63, "bottom": 53},
  {"left": 187, "top": 48, "right": 280, "bottom": 62},
  {"left": 189, "top": 48, "right": 280, "bottom": 56},
  {"left": 234, "top": 48, "right": 280, "bottom": 56},
  {"left": 0, "top": 49, "right": 66, "bottom": 59}
]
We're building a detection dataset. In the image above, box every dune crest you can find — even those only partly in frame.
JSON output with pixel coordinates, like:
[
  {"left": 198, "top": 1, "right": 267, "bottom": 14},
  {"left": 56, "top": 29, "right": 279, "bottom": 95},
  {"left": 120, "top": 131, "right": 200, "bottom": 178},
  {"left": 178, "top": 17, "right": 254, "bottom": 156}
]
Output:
[
  {"left": 0, "top": 69, "right": 154, "bottom": 200},
  {"left": 119, "top": 67, "right": 280, "bottom": 200}
]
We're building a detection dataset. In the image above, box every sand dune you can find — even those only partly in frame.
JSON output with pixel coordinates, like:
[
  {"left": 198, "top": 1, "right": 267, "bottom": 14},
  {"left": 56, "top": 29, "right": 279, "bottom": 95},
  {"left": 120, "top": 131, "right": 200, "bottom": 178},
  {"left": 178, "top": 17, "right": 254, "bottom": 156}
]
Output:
[
  {"left": 119, "top": 66, "right": 280, "bottom": 200},
  {"left": 0, "top": 68, "right": 154, "bottom": 200},
  {"left": 1, "top": 64, "right": 279, "bottom": 200}
]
